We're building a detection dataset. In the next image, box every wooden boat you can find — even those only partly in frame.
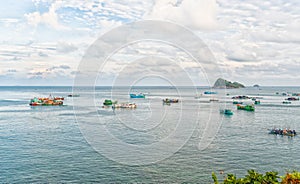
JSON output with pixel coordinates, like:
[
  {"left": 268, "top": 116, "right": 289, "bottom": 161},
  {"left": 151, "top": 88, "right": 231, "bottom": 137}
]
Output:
[
  {"left": 112, "top": 103, "right": 137, "bottom": 109},
  {"left": 220, "top": 109, "right": 233, "bottom": 115},
  {"left": 233, "top": 101, "right": 243, "bottom": 104},
  {"left": 162, "top": 98, "right": 179, "bottom": 103},
  {"left": 130, "top": 93, "right": 145, "bottom": 98},
  {"left": 67, "top": 94, "right": 80, "bottom": 97},
  {"left": 237, "top": 104, "right": 255, "bottom": 111},
  {"left": 204, "top": 91, "right": 217, "bottom": 94},
  {"left": 232, "top": 95, "right": 250, "bottom": 99},
  {"left": 269, "top": 128, "right": 296, "bottom": 137},
  {"left": 282, "top": 101, "right": 291, "bottom": 104},
  {"left": 103, "top": 99, "right": 117, "bottom": 106},
  {"left": 285, "top": 97, "right": 299, "bottom": 101},
  {"left": 29, "top": 96, "right": 64, "bottom": 106},
  {"left": 254, "top": 100, "right": 260, "bottom": 105}
]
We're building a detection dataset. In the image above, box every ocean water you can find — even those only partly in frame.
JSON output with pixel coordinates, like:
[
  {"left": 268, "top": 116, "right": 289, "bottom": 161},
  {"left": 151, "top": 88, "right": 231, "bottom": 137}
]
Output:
[{"left": 0, "top": 86, "right": 300, "bottom": 183}]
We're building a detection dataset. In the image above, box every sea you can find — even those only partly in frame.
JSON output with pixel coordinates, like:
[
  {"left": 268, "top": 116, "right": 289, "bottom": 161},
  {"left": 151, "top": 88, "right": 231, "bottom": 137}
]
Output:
[{"left": 0, "top": 86, "right": 300, "bottom": 183}]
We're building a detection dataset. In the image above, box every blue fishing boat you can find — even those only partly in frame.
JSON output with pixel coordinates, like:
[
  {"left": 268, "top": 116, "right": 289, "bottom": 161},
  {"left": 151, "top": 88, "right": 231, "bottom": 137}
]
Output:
[
  {"left": 220, "top": 109, "right": 233, "bottom": 115},
  {"left": 130, "top": 93, "right": 145, "bottom": 98},
  {"left": 204, "top": 91, "right": 217, "bottom": 94}
]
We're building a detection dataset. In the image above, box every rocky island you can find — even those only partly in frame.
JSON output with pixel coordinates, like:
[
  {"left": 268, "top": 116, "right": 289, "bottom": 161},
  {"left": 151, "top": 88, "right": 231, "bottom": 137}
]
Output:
[{"left": 213, "top": 78, "right": 245, "bottom": 89}]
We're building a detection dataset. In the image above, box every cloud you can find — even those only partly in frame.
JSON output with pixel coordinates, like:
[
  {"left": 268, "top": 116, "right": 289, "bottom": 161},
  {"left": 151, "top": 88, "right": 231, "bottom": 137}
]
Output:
[
  {"left": 226, "top": 50, "right": 258, "bottom": 62},
  {"left": 38, "top": 52, "right": 48, "bottom": 57},
  {"left": 7, "top": 69, "right": 17, "bottom": 73},
  {"left": 46, "top": 65, "right": 71, "bottom": 71},
  {"left": 27, "top": 64, "right": 71, "bottom": 81},
  {"left": 56, "top": 42, "right": 77, "bottom": 53},
  {"left": 145, "top": 0, "right": 217, "bottom": 30},
  {"left": 235, "top": 62, "right": 300, "bottom": 77},
  {"left": 28, "top": 71, "right": 44, "bottom": 80},
  {"left": 25, "top": 1, "right": 69, "bottom": 30},
  {"left": 0, "top": 18, "right": 20, "bottom": 27},
  {"left": 251, "top": 21, "right": 300, "bottom": 44},
  {"left": 217, "top": 34, "right": 259, "bottom": 62},
  {"left": 1, "top": 0, "right": 300, "bottom": 86},
  {"left": 100, "top": 57, "right": 196, "bottom": 86},
  {"left": 11, "top": 56, "right": 22, "bottom": 61}
]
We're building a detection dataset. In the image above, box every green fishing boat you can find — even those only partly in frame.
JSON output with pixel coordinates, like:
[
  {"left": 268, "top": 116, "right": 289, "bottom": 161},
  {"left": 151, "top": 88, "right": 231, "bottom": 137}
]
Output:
[
  {"left": 237, "top": 104, "right": 255, "bottom": 111},
  {"left": 103, "top": 99, "right": 117, "bottom": 106}
]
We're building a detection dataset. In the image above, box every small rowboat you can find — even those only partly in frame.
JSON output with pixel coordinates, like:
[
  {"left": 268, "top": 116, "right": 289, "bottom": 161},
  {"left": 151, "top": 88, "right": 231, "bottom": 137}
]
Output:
[
  {"left": 163, "top": 99, "right": 179, "bottom": 103},
  {"left": 204, "top": 91, "right": 217, "bottom": 94},
  {"left": 112, "top": 103, "right": 137, "bottom": 109},
  {"left": 269, "top": 128, "right": 297, "bottom": 137},
  {"left": 130, "top": 93, "right": 145, "bottom": 98},
  {"left": 220, "top": 109, "right": 233, "bottom": 115}
]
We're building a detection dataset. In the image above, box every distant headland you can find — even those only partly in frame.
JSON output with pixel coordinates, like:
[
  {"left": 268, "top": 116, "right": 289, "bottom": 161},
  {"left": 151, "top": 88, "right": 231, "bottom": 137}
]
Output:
[{"left": 213, "top": 78, "right": 245, "bottom": 89}]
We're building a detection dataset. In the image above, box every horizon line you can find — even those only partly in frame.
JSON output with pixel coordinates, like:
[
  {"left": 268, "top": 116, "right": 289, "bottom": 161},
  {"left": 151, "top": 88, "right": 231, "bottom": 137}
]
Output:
[{"left": 0, "top": 85, "right": 299, "bottom": 87}]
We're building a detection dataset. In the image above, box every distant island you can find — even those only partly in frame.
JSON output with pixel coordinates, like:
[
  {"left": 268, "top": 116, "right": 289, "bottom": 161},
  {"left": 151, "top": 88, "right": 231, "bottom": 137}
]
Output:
[
  {"left": 213, "top": 78, "right": 245, "bottom": 89},
  {"left": 253, "top": 84, "right": 260, "bottom": 87}
]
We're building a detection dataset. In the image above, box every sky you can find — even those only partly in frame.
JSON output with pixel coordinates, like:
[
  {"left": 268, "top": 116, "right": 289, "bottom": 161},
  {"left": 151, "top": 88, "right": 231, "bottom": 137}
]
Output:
[{"left": 0, "top": 0, "right": 299, "bottom": 86}]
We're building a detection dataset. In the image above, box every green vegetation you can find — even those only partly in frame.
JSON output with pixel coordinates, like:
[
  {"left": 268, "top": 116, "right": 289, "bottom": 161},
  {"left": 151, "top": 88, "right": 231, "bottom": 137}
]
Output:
[
  {"left": 213, "top": 78, "right": 245, "bottom": 89},
  {"left": 212, "top": 170, "right": 300, "bottom": 184}
]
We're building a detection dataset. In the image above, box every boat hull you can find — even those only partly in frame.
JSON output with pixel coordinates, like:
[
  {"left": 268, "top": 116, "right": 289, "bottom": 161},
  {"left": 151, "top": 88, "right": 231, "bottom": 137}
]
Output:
[
  {"left": 130, "top": 94, "right": 145, "bottom": 98},
  {"left": 237, "top": 104, "right": 255, "bottom": 111}
]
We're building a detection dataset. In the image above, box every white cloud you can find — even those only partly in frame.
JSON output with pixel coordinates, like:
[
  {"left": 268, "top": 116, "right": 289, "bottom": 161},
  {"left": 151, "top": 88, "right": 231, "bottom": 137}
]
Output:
[
  {"left": 25, "top": 1, "right": 69, "bottom": 30},
  {"left": 225, "top": 37, "right": 259, "bottom": 62},
  {"left": 0, "top": 0, "right": 300, "bottom": 85},
  {"left": 145, "top": 0, "right": 217, "bottom": 30},
  {"left": 56, "top": 42, "right": 78, "bottom": 53}
]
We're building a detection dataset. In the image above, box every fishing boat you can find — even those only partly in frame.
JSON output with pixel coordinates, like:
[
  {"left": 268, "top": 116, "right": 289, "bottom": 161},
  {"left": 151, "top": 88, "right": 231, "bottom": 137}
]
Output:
[
  {"left": 112, "top": 103, "right": 137, "bottom": 109},
  {"left": 220, "top": 109, "right": 233, "bottom": 115},
  {"left": 29, "top": 95, "right": 64, "bottom": 106},
  {"left": 209, "top": 98, "right": 219, "bottom": 102},
  {"left": 162, "top": 98, "right": 179, "bottom": 103},
  {"left": 204, "top": 91, "right": 217, "bottom": 94},
  {"left": 285, "top": 97, "right": 299, "bottom": 101},
  {"left": 67, "top": 94, "right": 80, "bottom": 97},
  {"left": 232, "top": 95, "right": 250, "bottom": 99},
  {"left": 282, "top": 101, "right": 291, "bottom": 104},
  {"left": 130, "top": 93, "right": 145, "bottom": 98},
  {"left": 254, "top": 100, "right": 260, "bottom": 105},
  {"left": 233, "top": 101, "right": 243, "bottom": 104},
  {"left": 103, "top": 99, "right": 117, "bottom": 106},
  {"left": 237, "top": 104, "right": 255, "bottom": 111},
  {"left": 269, "top": 128, "right": 296, "bottom": 137}
]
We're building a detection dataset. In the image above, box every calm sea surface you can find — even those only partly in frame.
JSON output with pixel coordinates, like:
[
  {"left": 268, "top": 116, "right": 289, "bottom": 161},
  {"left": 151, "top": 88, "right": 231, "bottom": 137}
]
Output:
[{"left": 0, "top": 86, "right": 300, "bottom": 183}]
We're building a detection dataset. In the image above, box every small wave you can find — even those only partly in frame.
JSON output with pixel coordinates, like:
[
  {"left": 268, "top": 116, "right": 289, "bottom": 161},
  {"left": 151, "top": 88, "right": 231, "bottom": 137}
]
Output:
[
  {"left": 259, "top": 104, "right": 300, "bottom": 108},
  {"left": 59, "top": 113, "right": 76, "bottom": 116},
  {"left": 1, "top": 98, "right": 24, "bottom": 102}
]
